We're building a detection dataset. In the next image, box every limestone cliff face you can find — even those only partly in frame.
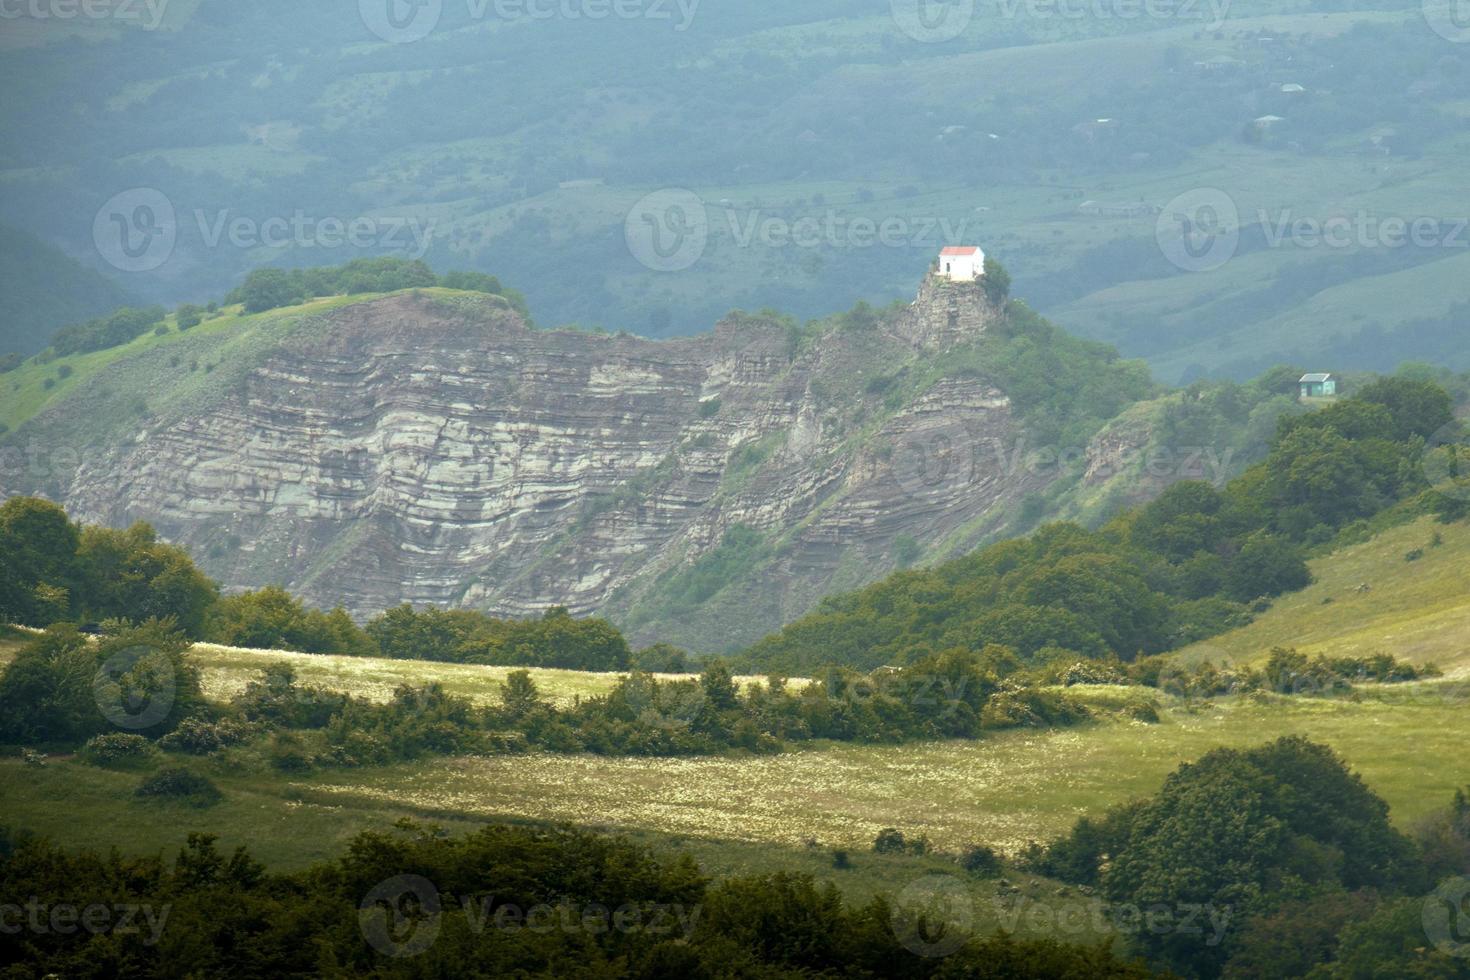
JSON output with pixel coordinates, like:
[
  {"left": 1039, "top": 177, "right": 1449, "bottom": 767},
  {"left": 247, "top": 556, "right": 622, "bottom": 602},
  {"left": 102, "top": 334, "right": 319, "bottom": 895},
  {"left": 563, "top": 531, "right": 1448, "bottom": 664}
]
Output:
[{"left": 12, "top": 279, "right": 1048, "bottom": 651}]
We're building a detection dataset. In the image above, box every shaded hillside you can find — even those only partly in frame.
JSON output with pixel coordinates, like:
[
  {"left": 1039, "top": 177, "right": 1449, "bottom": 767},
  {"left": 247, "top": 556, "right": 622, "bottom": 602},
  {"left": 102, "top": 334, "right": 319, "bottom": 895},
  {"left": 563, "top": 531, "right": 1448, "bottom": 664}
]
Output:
[{"left": 0, "top": 225, "right": 133, "bottom": 357}]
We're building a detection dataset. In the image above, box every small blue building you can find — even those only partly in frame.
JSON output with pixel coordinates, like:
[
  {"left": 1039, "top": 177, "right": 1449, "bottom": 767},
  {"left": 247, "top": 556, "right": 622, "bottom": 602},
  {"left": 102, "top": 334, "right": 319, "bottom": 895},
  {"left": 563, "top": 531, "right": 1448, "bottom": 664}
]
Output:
[{"left": 1299, "top": 373, "right": 1338, "bottom": 399}]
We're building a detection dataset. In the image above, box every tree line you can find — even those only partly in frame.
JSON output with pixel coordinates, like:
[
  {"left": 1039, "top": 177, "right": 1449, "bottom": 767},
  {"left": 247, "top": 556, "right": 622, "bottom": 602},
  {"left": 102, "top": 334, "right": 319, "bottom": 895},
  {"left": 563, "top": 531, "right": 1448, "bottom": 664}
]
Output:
[{"left": 739, "top": 376, "right": 1465, "bottom": 675}]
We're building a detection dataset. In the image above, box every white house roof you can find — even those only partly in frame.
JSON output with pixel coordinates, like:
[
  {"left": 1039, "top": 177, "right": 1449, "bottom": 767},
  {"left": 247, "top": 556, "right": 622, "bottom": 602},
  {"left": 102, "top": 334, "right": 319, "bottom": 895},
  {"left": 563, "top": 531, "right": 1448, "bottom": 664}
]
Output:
[{"left": 1300, "top": 373, "right": 1334, "bottom": 383}]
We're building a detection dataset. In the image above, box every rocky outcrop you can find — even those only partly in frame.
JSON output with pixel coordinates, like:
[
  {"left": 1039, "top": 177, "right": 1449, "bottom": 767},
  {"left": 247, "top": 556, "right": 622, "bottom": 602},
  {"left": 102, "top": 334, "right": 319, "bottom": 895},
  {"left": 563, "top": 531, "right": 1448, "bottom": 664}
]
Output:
[{"left": 7, "top": 279, "right": 1051, "bottom": 651}]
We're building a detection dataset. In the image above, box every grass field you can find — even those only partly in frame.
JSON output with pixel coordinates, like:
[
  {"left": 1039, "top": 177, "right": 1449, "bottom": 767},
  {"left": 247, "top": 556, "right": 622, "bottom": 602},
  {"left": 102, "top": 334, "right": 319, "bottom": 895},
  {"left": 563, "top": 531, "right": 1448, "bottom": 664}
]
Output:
[
  {"left": 186, "top": 642, "right": 801, "bottom": 708},
  {"left": 1177, "top": 516, "right": 1470, "bottom": 675},
  {"left": 2, "top": 683, "right": 1463, "bottom": 872}
]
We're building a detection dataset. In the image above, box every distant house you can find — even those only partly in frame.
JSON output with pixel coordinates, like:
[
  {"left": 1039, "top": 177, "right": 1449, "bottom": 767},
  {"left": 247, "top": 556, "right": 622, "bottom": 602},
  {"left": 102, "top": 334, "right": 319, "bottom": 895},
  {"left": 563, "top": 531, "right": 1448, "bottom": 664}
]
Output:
[
  {"left": 1299, "top": 373, "right": 1338, "bottom": 398},
  {"left": 937, "top": 246, "right": 985, "bottom": 282}
]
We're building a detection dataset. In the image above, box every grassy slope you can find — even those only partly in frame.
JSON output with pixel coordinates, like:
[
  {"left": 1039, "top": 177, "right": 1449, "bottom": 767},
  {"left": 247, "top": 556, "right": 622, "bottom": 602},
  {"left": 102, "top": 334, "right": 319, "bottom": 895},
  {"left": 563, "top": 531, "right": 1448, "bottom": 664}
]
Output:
[
  {"left": 1175, "top": 516, "right": 1470, "bottom": 675},
  {"left": 0, "top": 291, "right": 467, "bottom": 434},
  {"left": 1, "top": 687, "right": 1462, "bottom": 901}
]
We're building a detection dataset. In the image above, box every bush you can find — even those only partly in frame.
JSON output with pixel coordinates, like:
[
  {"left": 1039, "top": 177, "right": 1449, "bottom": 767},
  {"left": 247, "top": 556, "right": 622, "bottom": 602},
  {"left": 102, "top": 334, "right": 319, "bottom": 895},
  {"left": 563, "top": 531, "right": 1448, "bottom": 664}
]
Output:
[
  {"left": 873, "top": 828, "right": 906, "bottom": 854},
  {"left": 962, "top": 844, "right": 1002, "bottom": 877},
  {"left": 81, "top": 733, "right": 157, "bottom": 767},
  {"left": 134, "top": 767, "right": 222, "bottom": 806},
  {"left": 157, "top": 718, "right": 251, "bottom": 755}
]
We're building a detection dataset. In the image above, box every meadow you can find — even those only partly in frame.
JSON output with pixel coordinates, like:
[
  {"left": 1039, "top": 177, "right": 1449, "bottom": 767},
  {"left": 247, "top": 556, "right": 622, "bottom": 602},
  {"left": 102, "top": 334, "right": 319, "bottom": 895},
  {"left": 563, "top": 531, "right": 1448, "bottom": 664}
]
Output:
[{"left": 1177, "top": 515, "right": 1470, "bottom": 674}]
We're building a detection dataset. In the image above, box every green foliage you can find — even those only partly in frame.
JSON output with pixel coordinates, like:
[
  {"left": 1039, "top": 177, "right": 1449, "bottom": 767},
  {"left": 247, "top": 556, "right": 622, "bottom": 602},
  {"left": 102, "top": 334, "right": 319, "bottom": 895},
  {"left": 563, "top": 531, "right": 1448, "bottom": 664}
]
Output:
[
  {"left": 0, "top": 820, "right": 1155, "bottom": 977},
  {"left": 366, "top": 604, "right": 632, "bottom": 671},
  {"left": 157, "top": 717, "right": 252, "bottom": 755},
  {"left": 75, "top": 523, "right": 218, "bottom": 635},
  {"left": 635, "top": 525, "right": 770, "bottom": 625},
  {"left": 175, "top": 303, "right": 204, "bottom": 331},
  {"left": 740, "top": 382, "right": 1454, "bottom": 676},
  {"left": 0, "top": 620, "right": 204, "bottom": 745},
  {"left": 207, "top": 586, "right": 371, "bottom": 655},
  {"left": 50, "top": 306, "right": 166, "bottom": 357},
  {"left": 631, "top": 643, "right": 689, "bottom": 673},
  {"left": 134, "top": 767, "right": 222, "bottom": 807},
  {"left": 1037, "top": 737, "right": 1424, "bottom": 976},
  {"left": 79, "top": 732, "right": 157, "bottom": 768}
]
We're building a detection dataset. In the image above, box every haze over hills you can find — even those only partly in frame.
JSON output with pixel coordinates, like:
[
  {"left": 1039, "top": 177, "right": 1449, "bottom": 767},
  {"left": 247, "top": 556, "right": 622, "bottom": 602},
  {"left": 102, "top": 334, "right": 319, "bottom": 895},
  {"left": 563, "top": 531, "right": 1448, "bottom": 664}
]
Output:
[{"left": 4, "top": 1, "right": 1470, "bottom": 380}]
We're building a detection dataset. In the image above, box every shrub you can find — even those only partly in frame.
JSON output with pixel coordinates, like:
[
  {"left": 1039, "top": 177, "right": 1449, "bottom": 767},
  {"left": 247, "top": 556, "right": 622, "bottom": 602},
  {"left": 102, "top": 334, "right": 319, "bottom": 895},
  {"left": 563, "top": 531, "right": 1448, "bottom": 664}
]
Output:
[
  {"left": 134, "top": 768, "right": 222, "bottom": 806},
  {"left": 158, "top": 718, "right": 251, "bottom": 755},
  {"left": 81, "top": 733, "right": 157, "bottom": 767},
  {"left": 962, "top": 844, "right": 1002, "bottom": 877},
  {"left": 873, "top": 828, "right": 907, "bottom": 854}
]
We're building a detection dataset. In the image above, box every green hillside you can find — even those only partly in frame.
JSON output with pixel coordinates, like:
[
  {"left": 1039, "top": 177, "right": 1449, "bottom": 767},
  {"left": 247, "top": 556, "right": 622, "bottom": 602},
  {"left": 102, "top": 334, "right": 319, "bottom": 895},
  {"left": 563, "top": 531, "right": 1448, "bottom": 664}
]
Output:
[
  {"left": 0, "top": 225, "right": 134, "bottom": 358},
  {"left": 1176, "top": 515, "right": 1470, "bottom": 675}
]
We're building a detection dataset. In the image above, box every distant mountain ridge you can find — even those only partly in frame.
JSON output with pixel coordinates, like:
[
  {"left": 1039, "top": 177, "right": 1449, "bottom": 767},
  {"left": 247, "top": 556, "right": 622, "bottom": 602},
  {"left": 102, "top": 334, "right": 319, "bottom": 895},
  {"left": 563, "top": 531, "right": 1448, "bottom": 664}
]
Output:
[{"left": 0, "top": 267, "right": 1235, "bottom": 649}]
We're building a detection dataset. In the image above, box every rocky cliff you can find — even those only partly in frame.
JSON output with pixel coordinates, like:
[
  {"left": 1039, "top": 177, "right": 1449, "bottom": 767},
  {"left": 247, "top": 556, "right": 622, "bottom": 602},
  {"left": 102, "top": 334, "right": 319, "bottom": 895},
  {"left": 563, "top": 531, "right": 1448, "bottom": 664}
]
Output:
[{"left": 1, "top": 276, "right": 1160, "bottom": 651}]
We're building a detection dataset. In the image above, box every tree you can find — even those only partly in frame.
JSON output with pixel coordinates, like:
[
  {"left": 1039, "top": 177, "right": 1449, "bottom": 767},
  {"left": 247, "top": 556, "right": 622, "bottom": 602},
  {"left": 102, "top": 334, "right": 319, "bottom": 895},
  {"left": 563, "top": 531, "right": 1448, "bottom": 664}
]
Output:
[
  {"left": 1355, "top": 376, "right": 1455, "bottom": 441},
  {"left": 239, "top": 268, "right": 306, "bottom": 313},
  {"left": 175, "top": 303, "right": 204, "bottom": 330},
  {"left": 0, "top": 620, "right": 203, "bottom": 744},
  {"left": 76, "top": 523, "right": 218, "bottom": 636},
  {"left": 700, "top": 660, "right": 740, "bottom": 711},
  {"left": 0, "top": 497, "right": 80, "bottom": 625},
  {"left": 1224, "top": 535, "right": 1311, "bottom": 602}
]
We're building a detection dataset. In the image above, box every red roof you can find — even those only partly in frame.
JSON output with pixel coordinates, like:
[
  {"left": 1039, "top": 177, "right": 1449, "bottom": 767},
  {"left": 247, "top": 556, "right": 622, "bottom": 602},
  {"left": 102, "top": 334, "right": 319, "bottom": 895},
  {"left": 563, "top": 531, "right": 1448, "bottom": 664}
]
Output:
[{"left": 940, "top": 246, "right": 980, "bottom": 256}]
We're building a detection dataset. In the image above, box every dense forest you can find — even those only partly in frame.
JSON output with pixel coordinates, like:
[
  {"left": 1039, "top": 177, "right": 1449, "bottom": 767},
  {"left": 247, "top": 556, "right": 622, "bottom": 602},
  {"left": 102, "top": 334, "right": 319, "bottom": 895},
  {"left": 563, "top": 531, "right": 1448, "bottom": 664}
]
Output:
[{"left": 740, "top": 376, "right": 1467, "bottom": 674}]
